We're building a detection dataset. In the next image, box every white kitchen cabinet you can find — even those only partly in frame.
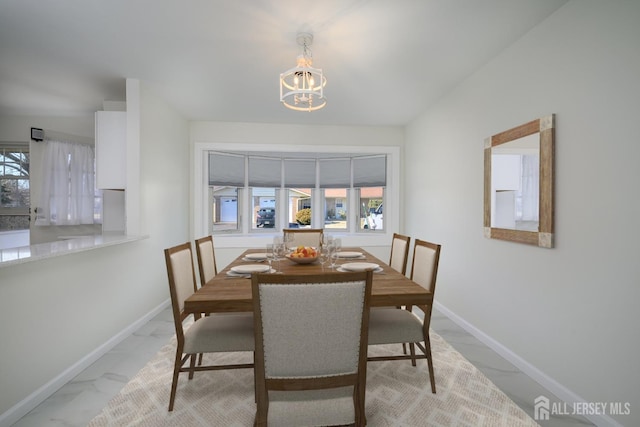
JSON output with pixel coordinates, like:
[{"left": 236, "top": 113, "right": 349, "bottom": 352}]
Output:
[{"left": 95, "top": 111, "right": 126, "bottom": 189}]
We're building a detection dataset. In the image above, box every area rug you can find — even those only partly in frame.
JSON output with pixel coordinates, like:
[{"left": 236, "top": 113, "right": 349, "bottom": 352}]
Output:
[{"left": 88, "top": 330, "right": 539, "bottom": 427}]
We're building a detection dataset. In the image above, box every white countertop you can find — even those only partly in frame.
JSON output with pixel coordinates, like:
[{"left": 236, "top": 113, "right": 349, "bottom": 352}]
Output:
[{"left": 0, "top": 233, "right": 147, "bottom": 268}]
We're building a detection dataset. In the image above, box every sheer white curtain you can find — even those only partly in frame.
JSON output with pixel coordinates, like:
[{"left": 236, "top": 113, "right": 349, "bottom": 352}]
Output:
[
  {"left": 35, "top": 140, "right": 95, "bottom": 226},
  {"left": 518, "top": 154, "right": 539, "bottom": 221}
]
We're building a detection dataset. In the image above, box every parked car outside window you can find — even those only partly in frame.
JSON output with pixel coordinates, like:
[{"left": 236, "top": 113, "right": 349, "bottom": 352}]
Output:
[{"left": 256, "top": 208, "right": 275, "bottom": 228}]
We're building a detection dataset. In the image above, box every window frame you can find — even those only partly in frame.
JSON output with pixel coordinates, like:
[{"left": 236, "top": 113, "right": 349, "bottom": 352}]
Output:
[
  {"left": 194, "top": 142, "right": 399, "bottom": 249},
  {"left": 0, "top": 144, "right": 30, "bottom": 231}
]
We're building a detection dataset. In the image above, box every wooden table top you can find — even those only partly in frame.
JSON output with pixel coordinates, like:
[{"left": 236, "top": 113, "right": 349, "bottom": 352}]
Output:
[{"left": 184, "top": 247, "right": 432, "bottom": 314}]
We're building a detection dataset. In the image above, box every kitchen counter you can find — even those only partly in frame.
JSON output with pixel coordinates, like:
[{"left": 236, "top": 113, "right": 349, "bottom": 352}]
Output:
[{"left": 0, "top": 233, "right": 147, "bottom": 268}]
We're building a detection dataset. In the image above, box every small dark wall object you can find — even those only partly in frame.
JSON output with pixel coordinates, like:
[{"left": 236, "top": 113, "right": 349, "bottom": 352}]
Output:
[{"left": 31, "top": 127, "right": 44, "bottom": 141}]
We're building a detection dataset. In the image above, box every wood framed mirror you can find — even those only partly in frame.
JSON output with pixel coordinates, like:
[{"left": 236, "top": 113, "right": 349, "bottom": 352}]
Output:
[{"left": 484, "top": 114, "right": 555, "bottom": 248}]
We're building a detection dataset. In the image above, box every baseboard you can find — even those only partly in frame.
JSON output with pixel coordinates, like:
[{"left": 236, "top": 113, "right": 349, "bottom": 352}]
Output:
[
  {"left": 0, "top": 299, "right": 170, "bottom": 427},
  {"left": 434, "top": 301, "right": 623, "bottom": 427}
]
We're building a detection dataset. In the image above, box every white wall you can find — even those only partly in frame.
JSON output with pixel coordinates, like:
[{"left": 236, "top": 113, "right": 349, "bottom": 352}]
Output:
[
  {"left": 0, "top": 115, "right": 94, "bottom": 142},
  {"left": 0, "top": 82, "right": 190, "bottom": 421},
  {"left": 139, "top": 81, "right": 190, "bottom": 247},
  {"left": 404, "top": 1, "right": 639, "bottom": 426}
]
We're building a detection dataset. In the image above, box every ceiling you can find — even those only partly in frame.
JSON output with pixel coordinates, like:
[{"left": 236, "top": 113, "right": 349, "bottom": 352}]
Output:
[{"left": 0, "top": 0, "right": 567, "bottom": 127}]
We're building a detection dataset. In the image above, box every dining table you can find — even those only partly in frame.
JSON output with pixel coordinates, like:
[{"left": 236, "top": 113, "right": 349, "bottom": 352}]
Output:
[{"left": 184, "top": 247, "right": 432, "bottom": 315}]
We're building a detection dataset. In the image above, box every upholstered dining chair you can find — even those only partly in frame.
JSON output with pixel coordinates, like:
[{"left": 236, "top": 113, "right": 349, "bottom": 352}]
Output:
[
  {"left": 164, "top": 242, "right": 254, "bottom": 411},
  {"left": 283, "top": 228, "right": 324, "bottom": 249},
  {"left": 195, "top": 235, "right": 217, "bottom": 286},
  {"left": 387, "top": 233, "right": 411, "bottom": 355},
  {"left": 367, "top": 238, "right": 442, "bottom": 393},
  {"left": 389, "top": 233, "right": 411, "bottom": 275},
  {"left": 252, "top": 271, "right": 373, "bottom": 427},
  {"left": 193, "top": 235, "right": 218, "bottom": 365}
]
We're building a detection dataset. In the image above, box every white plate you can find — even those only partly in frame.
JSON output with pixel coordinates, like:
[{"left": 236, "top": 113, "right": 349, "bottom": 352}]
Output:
[
  {"left": 226, "top": 271, "right": 251, "bottom": 278},
  {"left": 337, "top": 266, "right": 383, "bottom": 273},
  {"left": 230, "top": 264, "right": 271, "bottom": 274},
  {"left": 339, "top": 262, "right": 380, "bottom": 272},
  {"left": 226, "top": 268, "right": 275, "bottom": 278},
  {"left": 244, "top": 252, "right": 268, "bottom": 260},
  {"left": 335, "top": 251, "right": 364, "bottom": 258}
]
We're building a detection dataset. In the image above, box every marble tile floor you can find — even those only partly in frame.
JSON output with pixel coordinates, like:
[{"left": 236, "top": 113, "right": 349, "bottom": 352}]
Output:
[
  {"left": 428, "top": 310, "right": 594, "bottom": 427},
  {"left": 13, "top": 307, "right": 594, "bottom": 427}
]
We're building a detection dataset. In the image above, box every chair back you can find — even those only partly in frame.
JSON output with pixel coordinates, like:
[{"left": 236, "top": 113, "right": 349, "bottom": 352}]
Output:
[
  {"left": 252, "top": 271, "right": 372, "bottom": 426},
  {"left": 164, "top": 242, "right": 199, "bottom": 341},
  {"left": 389, "top": 233, "right": 411, "bottom": 275},
  {"left": 195, "top": 235, "right": 217, "bottom": 285},
  {"left": 283, "top": 228, "right": 324, "bottom": 248},
  {"left": 410, "top": 239, "right": 442, "bottom": 294}
]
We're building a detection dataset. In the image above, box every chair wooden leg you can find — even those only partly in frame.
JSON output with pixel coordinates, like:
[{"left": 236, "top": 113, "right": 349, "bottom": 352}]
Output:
[
  {"left": 188, "top": 354, "right": 197, "bottom": 379},
  {"left": 254, "top": 360, "right": 268, "bottom": 427},
  {"left": 425, "top": 337, "right": 436, "bottom": 393},
  {"left": 409, "top": 342, "right": 417, "bottom": 366},
  {"left": 253, "top": 352, "right": 258, "bottom": 403},
  {"left": 355, "top": 385, "right": 367, "bottom": 427},
  {"left": 168, "top": 349, "right": 183, "bottom": 411},
  {"left": 254, "top": 405, "right": 267, "bottom": 426}
]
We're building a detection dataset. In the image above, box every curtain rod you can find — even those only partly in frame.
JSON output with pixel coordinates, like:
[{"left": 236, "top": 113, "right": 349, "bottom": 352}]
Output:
[{"left": 40, "top": 128, "right": 94, "bottom": 146}]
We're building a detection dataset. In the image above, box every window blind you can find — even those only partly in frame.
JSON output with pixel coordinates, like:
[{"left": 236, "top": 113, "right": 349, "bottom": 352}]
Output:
[
  {"left": 318, "top": 158, "right": 351, "bottom": 188},
  {"left": 209, "top": 152, "right": 245, "bottom": 186},
  {"left": 353, "top": 155, "right": 386, "bottom": 187},
  {"left": 208, "top": 151, "right": 387, "bottom": 188},
  {"left": 284, "top": 159, "right": 316, "bottom": 188},
  {"left": 248, "top": 156, "right": 281, "bottom": 187}
]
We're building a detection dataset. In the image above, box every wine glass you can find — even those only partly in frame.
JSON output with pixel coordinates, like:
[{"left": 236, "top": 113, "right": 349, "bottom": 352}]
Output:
[
  {"left": 274, "top": 242, "right": 286, "bottom": 273},
  {"left": 327, "top": 243, "right": 337, "bottom": 270},
  {"left": 330, "top": 238, "right": 342, "bottom": 269},
  {"left": 322, "top": 234, "right": 333, "bottom": 257},
  {"left": 319, "top": 244, "right": 330, "bottom": 271},
  {"left": 283, "top": 233, "right": 295, "bottom": 253},
  {"left": 266, "top": 243, "right": 275, "bottom": 273}
]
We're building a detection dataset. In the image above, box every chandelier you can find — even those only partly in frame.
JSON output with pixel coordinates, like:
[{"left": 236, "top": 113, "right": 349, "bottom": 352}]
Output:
[{"left": 280, "top": 33, "right": 327, "bottom": 112}]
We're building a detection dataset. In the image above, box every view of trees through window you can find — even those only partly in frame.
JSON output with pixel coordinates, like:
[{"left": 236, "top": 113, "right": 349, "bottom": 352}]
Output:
[{"left": 0, "top": 146, "right": 30, "bottom": 232}]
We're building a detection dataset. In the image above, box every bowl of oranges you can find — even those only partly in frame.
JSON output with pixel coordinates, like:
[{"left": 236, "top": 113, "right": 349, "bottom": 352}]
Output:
[{"left": 285, "top": 246, "right": 319, "bottom": 264}]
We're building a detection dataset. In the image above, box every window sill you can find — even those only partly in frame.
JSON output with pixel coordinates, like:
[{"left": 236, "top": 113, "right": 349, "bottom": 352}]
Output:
[
  {"left": 212, "top": 231, "right": 391, "bottom": 250},
  {"left": 0, "top": 233, "right": 148, "bottom": 268}
]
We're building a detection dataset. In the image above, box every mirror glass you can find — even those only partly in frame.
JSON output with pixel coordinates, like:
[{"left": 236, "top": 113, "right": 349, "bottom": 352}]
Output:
[
  {"left": 484, "top": 115, "right": 555, "bottom": 248},
  {"left": 491, "top": 134, "right": 539, "bottom": 231}
]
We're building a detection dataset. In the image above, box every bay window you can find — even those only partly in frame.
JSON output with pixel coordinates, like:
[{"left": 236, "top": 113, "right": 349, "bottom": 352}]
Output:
[{"left": 194, "top": 143, "right": 399, "bottom": 246}]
